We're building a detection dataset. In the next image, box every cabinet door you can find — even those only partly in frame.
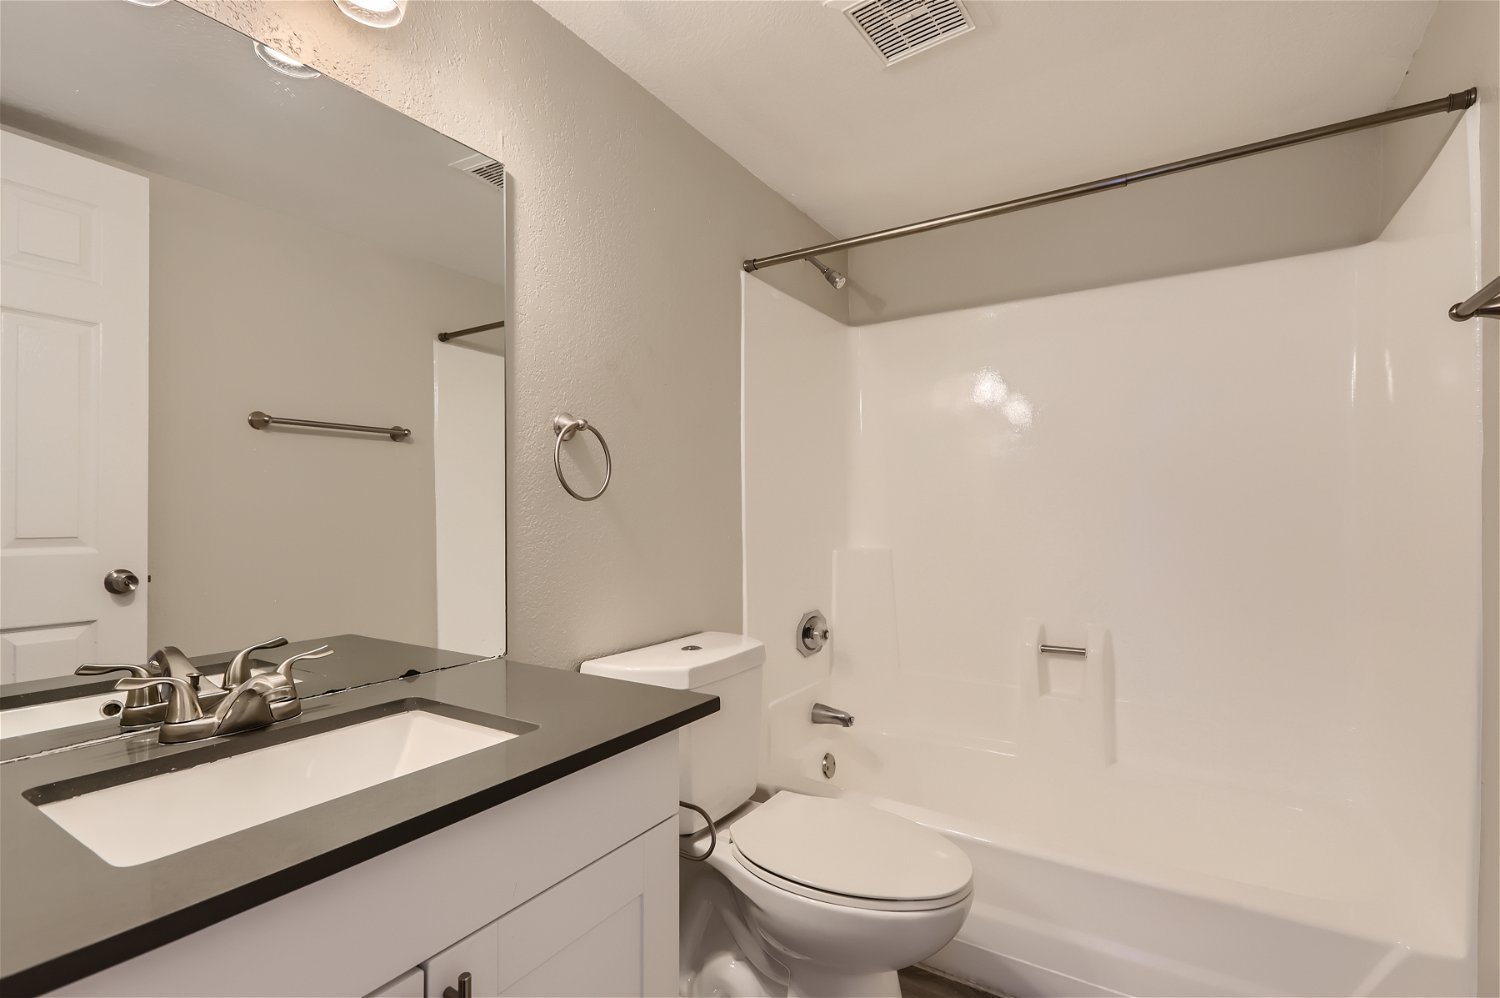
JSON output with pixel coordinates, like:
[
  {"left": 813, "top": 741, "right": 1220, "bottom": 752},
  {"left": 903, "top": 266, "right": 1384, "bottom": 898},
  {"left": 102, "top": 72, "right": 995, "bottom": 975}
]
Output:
[
  {"left": 367, "top": 967, "right": 424, "bottom": 998},
  {"left": 495, "top": 832, "right": 649, "bottom": 997},
  {"left": 423, "top": 921, "right": 499, "bottom": 998}
]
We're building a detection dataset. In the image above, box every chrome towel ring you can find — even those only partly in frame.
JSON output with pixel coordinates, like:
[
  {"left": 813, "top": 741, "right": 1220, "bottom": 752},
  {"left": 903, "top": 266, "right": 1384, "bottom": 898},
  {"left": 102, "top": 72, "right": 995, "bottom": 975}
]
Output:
[{"left": 553, "top": 412, "right": 612, "bottom": 502}]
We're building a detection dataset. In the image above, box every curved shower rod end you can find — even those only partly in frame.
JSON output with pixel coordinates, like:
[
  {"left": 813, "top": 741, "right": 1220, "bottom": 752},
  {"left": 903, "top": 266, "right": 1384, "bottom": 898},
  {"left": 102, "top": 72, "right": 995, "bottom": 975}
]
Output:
[{"left": 1449, "top": 88, "right": 1478, "bottom": 111}]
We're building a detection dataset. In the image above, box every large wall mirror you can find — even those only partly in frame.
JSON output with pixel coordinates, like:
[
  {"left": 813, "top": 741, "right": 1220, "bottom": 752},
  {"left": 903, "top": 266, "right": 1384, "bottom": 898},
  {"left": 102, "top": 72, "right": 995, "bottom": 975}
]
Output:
[{"left": 0, "top": 1, "right": 507, "bottom": 692}]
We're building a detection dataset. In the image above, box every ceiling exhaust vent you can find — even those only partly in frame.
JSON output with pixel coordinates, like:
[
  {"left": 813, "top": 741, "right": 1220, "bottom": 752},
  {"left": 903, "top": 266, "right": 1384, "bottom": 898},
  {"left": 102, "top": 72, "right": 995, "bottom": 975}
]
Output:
[
  {"left": 450, "top": 152, "right": 505, "bottom": 189},
  {"left": 846, "top": 0, "right": 975, "bottom": 65}
]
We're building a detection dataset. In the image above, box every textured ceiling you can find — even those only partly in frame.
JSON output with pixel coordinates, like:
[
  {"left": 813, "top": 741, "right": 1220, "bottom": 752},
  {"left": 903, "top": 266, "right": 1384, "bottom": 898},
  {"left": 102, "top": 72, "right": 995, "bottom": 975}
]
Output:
[{"left": 538, "top": 0, "right": 1437, "bottom": 237}]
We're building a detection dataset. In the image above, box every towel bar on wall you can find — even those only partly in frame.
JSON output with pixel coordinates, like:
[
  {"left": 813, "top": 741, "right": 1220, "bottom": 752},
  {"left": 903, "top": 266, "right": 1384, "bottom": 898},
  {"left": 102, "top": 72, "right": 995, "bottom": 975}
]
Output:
[
  {"left": 1039, "top": 643, "right": 1087, "bottom": 657},
  {"left": 248, "top": 410, "right": 410, "bottom": 442},
  {"left": 436, "top": 319, "right": 505, "bottom": 342}
]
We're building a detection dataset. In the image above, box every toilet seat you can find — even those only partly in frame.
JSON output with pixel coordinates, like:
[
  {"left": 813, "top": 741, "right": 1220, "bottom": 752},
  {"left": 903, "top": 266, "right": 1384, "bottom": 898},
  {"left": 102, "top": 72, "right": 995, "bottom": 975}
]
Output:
[
  {"left": 725, "top": 792, "right": 973, "bottom": 912},
  {"left": 730, "top": 845, "right": 971, "bottom": 911}
]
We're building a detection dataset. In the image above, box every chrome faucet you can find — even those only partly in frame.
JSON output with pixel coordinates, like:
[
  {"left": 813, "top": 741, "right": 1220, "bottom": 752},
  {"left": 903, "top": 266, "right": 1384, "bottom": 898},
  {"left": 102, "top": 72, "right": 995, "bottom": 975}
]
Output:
[
  {"left": 76, "top": 638, "right": 281, "bottom": 728},
  {"left": 150, "top": 644, "right": 228, "bottom": 703},
  {"left": 114, "top": 644, "right": 330, "bottom": 745},
  {"left": 810, "top": 703, "right": 854, "bottom": 727},
  {"left": 76, "top": 646, "right": 227, "bottom": 728},
  {"left": 74, "top": 661, "right": 166, "bottom": 728}
]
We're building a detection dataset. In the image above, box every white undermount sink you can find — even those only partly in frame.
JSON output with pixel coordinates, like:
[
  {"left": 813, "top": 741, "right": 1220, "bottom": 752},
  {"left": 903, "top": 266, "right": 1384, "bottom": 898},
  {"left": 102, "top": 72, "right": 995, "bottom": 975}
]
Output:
[{"left": 36, "top": 709, "right": 521, "bottom": 866}]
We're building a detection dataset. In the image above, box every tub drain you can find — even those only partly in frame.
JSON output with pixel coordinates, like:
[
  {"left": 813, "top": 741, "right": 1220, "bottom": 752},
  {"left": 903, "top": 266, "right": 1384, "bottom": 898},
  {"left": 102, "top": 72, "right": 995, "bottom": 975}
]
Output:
[{"left": 821, "top": 752, "right": 836, "bottom": 779}]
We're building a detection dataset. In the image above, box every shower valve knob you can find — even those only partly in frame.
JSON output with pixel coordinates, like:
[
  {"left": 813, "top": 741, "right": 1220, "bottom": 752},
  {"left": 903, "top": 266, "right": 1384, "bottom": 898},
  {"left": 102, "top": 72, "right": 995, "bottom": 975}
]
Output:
[{"left": 797, "top": 610, "right": 829, "bottom": 657}]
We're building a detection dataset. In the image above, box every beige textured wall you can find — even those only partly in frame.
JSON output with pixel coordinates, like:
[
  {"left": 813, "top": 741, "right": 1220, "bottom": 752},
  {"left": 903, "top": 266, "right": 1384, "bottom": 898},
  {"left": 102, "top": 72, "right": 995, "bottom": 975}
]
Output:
[
  {"left": 187, "top": 1, "right": 845, "bottom": 669},
  {"left": 1378, "top": 3, "right": 1500, "bottom": 993},
  {"left": 148, "top": 174, "right": 501, "bottom": 652}
]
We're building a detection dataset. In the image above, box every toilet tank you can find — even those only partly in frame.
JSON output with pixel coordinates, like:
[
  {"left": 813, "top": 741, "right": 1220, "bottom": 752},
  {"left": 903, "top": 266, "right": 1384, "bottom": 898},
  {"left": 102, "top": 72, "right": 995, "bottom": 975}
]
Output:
[{"left": 581, "top": 632, "right": 764, "bottom": 833}]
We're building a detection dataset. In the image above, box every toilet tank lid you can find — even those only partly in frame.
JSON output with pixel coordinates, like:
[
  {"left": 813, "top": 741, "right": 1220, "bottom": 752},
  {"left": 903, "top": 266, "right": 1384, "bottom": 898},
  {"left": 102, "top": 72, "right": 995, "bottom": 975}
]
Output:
[{"left": 580, "top": 632, "right": 764, "bottom": 690}]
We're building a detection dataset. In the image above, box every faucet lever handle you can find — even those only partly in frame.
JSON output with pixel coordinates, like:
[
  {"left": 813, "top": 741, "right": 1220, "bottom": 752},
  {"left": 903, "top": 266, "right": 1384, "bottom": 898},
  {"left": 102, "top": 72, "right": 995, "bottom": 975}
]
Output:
[
  {"left": 225, "top": 636, "right": 290, "bottom": 687},
  {"left": 78, "top": 664, "right": 164, "bottom": 710},
  {"left": 276, "top": 645, "right": 333, "bottom": 679},
  {"left": 115, "top": 676, "right": 204, "bottom": 723},
  {"left": 76, "top": 663, "right": 152, "bottom": 678},
  {"left": 249, "top": 645, "right": 332, "bottom": 709}
]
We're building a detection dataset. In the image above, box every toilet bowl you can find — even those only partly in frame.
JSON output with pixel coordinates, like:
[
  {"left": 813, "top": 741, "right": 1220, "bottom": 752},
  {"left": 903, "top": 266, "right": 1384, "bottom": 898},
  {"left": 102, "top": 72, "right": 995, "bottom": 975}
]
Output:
[
  {"left": 689, "top": 791, "right": 972, "bottom": 997},
  {"left": 582, "top": 633, "right": 973, "bottom": 997}
]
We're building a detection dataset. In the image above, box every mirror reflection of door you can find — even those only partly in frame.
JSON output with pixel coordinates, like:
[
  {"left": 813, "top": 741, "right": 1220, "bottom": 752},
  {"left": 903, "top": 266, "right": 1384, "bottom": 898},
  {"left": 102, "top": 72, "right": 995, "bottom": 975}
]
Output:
[
  {"left": 1, "top": 131, "right": 149, "bottom": 680},
  {"left": 0, "top": 1, "right": 507, "bottom": 681}
]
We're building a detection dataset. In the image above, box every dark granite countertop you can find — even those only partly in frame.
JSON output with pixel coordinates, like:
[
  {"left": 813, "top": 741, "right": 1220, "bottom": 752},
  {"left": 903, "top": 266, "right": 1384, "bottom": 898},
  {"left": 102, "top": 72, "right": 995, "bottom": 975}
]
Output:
[
  {"left": 0, "top": 656, "right": 716, "bottom": 996},
  {"left": 0, "top": 635, "right": 488, "bottom": 761}
]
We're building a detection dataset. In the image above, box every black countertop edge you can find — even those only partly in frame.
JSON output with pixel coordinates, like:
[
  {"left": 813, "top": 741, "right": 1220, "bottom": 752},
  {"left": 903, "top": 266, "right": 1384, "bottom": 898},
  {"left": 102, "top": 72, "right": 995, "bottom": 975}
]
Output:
[{"left": 1, "top": 695, "right": 717, "bottom": 997}]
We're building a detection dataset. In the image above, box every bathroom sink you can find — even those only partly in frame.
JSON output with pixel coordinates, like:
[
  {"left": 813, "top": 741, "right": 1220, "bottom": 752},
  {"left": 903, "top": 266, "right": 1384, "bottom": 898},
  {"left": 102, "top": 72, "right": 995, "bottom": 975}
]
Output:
[
  {"left": 0, "top": 692, "right": 131, "bottom": 740},
  {"left": 33, "top": 706, "right": 527, "bottom": 866}
]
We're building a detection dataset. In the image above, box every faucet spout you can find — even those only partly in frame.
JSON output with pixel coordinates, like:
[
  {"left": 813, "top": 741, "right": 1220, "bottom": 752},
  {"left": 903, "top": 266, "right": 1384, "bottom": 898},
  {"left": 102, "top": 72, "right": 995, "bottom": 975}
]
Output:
[{"left": 810, "top": 703, "right": 854, "bottom": 727}]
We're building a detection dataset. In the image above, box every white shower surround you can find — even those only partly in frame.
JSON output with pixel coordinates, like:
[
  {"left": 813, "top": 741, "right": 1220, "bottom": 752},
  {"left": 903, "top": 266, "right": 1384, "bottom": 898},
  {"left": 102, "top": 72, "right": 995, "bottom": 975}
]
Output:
[{"left": 742, "top": 119, "right": 1483, "bottom": 997}]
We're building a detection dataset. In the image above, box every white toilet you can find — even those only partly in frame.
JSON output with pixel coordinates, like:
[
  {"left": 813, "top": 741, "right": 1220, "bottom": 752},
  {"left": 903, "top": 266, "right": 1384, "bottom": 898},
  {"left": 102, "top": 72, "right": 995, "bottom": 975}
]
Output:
[{"left": 582, "top": 632, "right": 973, "bottom": 998}]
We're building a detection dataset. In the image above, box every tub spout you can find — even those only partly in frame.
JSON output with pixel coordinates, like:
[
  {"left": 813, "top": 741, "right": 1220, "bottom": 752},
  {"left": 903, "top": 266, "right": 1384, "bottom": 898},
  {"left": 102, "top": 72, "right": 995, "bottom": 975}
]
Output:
[{"left": 811, "top": 702, "right": 854, "bottom": 727}]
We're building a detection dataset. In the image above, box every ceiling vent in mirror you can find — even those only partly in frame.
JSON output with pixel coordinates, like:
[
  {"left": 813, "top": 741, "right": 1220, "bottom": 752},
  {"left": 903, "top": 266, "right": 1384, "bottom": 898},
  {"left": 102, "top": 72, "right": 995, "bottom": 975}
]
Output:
[
  {"left": 845, "top": 0, "right": 976, "bottom": 66},
  {"left": 450, "top": 153, "right": 506, "bottom": 190}
]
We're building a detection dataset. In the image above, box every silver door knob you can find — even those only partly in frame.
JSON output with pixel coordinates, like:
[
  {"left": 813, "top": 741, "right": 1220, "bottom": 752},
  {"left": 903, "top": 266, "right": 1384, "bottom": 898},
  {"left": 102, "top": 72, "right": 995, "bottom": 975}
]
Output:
[{"left": 103, "top": 569, "right": 140, "bottom": 595}]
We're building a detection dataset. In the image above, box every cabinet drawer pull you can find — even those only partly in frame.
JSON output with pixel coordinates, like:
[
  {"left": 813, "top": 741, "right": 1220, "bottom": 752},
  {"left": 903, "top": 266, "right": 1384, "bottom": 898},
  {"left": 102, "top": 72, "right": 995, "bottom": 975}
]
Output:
[{"left": 443, "top": 971, "right": 472, "bottom": 998}]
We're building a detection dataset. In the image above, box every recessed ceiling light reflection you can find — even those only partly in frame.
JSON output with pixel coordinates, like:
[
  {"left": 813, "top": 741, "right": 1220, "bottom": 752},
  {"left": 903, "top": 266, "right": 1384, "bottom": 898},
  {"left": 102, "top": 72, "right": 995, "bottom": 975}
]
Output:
[
  {"left": 971, "top": 369, "right": 1009, "bottom": 408},
  {"left": 1001, "top": 396, "right": 1034, "bottom": 428},
  {"left": 334, "top": 0, "right": 406, "bottom": 28},
  {"left": 122, "top": 0, "right": 173, "bottom": 6},
  {"left": 253, "top": 42, "right": 322, "bottom": 80}
]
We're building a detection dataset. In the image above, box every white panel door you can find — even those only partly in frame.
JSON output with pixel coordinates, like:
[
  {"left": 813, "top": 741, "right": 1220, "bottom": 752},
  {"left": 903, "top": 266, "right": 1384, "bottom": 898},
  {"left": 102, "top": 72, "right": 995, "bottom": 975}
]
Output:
[{"left": 0, "top": 130, "right": 149, "bottom": 679}]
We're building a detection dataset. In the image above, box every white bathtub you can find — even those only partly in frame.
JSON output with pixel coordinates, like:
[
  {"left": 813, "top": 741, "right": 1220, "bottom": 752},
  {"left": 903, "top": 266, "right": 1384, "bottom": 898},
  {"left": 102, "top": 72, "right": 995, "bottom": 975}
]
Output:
[{"left": 767, "top": 726, "right": 1472, "bottom": 998}]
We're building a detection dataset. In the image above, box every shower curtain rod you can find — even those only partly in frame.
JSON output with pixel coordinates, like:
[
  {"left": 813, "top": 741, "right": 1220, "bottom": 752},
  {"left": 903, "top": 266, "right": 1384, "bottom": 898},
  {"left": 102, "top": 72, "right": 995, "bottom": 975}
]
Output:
[{"left": 743, "top": 88, "right": 1478, "bottom": 273}]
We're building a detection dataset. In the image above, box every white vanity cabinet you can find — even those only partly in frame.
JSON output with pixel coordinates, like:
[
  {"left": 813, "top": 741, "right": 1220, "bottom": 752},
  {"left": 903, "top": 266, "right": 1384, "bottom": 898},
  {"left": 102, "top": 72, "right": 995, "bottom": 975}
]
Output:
[
  {"left": 368, "top": 968, "right": 425, "bottom": 998},
  {"left": 423, "top": 924, "right": 494, "bottom": 997},
  {"left": 56, "top": 735, "right": 681, "bottom": 998},
  {"left": 418, "top": 818, "right": 668, "bottom": 998}
]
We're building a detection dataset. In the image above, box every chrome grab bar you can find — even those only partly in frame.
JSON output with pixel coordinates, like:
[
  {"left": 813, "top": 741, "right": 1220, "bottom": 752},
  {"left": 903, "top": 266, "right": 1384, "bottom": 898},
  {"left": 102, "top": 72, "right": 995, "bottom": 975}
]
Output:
[{"left": 1039, "top": 643, "right": 1087, "bottom": 657}]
